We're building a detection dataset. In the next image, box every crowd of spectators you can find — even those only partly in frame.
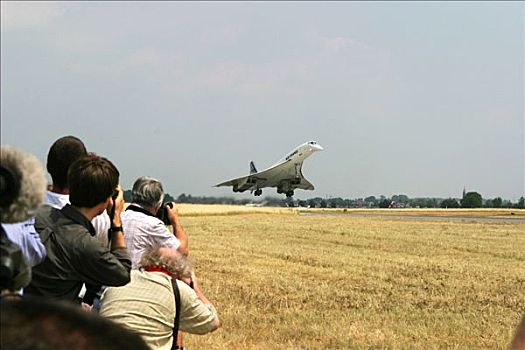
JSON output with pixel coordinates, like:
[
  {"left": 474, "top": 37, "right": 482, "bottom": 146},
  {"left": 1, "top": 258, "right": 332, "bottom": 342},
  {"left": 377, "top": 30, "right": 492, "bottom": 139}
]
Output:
[{"left": 1, "top": 136, "right": 220, "bottom": 350}]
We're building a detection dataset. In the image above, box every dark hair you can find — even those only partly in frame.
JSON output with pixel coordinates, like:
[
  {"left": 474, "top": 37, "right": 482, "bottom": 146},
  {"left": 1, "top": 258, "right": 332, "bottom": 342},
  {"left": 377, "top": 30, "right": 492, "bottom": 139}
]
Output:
[
  {"left": 46, "top": 136, "right": 87, "bottom": 189},
  {"left": 68, "top": 154, "right": 119, "bottom": 208},
  {"left": 0, "top": 297, "right": 150, "bottom": 350}
]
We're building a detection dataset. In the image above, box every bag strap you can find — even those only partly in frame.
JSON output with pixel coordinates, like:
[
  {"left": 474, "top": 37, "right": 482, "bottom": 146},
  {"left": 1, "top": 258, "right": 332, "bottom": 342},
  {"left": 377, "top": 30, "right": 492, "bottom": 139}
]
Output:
[
  {"left": 39, "top": 227, "right": 54, "bottom": 243},
  {"left": 126, "top": 204, "right": 156, "bottom": 218},
  {"left": 171, "top": 278, "right": 182, "bottom": 350}
]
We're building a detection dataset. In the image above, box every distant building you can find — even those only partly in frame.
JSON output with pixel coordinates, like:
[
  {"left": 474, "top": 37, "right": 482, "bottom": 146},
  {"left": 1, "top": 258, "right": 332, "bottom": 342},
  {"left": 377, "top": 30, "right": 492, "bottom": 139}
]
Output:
[{"left": 388, "top": 201, "right": 410, "bottom": 209}]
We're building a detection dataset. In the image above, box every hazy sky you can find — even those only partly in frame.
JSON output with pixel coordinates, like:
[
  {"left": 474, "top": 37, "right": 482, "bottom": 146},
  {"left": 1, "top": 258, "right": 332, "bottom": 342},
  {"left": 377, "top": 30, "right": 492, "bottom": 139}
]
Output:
[{"left": 1, "top": 1, "right": 524, "bottom": 201}]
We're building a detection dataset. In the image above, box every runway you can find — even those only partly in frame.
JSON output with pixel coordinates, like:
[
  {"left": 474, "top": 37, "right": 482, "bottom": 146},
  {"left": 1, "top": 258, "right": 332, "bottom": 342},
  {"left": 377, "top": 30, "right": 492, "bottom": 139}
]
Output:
[{"left": 299, "top": 211, "right": 525, "bottom": 224}]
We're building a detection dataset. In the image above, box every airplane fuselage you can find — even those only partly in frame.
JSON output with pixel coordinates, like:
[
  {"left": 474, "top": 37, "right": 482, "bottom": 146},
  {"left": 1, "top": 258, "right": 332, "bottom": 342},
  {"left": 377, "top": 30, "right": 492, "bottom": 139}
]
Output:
[{"left": 216, "top": 141, "right": 323, "bottom": 197}]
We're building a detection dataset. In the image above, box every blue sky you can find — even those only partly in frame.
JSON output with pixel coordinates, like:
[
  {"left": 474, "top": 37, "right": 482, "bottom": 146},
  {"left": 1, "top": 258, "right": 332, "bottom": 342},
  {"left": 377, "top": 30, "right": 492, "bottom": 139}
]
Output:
[{"left": 1, "top": 1, "right": 523, "bottom": 200}]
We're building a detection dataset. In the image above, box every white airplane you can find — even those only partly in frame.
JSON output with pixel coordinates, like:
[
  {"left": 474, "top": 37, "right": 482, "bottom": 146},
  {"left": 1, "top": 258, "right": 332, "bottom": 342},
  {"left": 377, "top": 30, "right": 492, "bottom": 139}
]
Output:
[{"left": 216, "top": 141, "right": 323, "bottom": 197}]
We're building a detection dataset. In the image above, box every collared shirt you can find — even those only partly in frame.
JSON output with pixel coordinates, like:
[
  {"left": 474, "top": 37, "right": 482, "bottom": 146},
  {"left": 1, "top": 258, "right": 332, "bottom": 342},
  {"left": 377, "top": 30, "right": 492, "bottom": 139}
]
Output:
[
  {"left": 46, "top": 191, "right": 70, "bottom": 209},
  {"left": 26, "top": 205, "right": 131, "bottom": 303},
  {"left": 121, "top": 204, "right": 181, "bottom": 269},
  {"left": 1, "top": 218, "right": 46, "bottom": 266},
  {"left": 61, "top": 204, "right": 96, "bottom": 236},
  {"left": 43, "top": 192, "right": 112, "bottom": 302},
  {"left": 45, "top": 190, "right": 110, "bottom": 247},
  {"left": 100, "top": 270, "right": 218, "bottom": 350}
]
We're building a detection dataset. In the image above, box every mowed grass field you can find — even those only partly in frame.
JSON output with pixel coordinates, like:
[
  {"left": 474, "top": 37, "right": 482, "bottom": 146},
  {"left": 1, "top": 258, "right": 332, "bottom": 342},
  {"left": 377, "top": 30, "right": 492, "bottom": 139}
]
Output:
[{"left": 175, "top": 205, "right": 525, "bottom": 349}]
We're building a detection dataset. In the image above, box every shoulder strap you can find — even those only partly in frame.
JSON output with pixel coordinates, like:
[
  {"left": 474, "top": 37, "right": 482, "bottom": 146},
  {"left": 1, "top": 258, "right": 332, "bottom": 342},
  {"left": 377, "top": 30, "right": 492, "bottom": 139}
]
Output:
[
  {"left": 171, "top": 278, "right": 181, "bottom": 350},
  {"left": 126, "top": 204, "right": 156, "bottom": 218},
  {"left": 39, "top": 227, "right": 54, "bottom": 243}
]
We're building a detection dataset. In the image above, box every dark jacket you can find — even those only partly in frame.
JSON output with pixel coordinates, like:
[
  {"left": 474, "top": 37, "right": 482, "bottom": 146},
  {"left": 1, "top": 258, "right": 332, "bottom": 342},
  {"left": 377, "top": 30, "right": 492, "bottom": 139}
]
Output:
[{"left": 25, "top": 205, "right": 131, "bottom": 302}]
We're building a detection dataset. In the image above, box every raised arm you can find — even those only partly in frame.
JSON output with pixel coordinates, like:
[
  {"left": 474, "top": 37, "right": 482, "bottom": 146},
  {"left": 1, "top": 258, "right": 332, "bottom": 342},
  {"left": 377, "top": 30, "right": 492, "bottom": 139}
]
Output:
[
  {"left": 167, "top": 202, "right": 188, "bottom": 255},
  {"left": 108, "top": 186, "right": 126, "bottom": 250}
]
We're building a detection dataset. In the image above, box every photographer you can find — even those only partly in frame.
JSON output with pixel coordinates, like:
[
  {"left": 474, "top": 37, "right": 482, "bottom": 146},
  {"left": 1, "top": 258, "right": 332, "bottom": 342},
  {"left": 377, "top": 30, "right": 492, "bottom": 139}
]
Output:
[
  {"left": 44, "top": 135, "right": 112, "bottom": 247},
  {"left": 100, "top": 245, "right": 220, "bottom": 349},
  {"left": 25, "top": 154, "right": 131, "bottom": 303},
  {"left": 40, "top": 135, "right": 111, "bottom": 308},
  {"left": 122, "top": 176, "right": 189, "bottom": 268}
]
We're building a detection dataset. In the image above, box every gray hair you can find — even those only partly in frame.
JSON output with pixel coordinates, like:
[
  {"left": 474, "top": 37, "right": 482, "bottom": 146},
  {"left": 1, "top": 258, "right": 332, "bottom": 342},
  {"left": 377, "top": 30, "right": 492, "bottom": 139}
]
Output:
[
  {"left": 139, "top": 245, "right": 192, "bottom": 279},
  {"left": 1, "top": 145, "right": 47, "bottom": 223},
  {"left": 131, "top": 176, "right": 164, "bottom": 210}
]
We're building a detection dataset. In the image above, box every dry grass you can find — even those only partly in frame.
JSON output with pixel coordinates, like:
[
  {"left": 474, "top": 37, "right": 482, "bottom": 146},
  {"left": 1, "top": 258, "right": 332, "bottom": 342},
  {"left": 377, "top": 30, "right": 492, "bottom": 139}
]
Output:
[{"left": 176, "top": 205, "right": 524, "bottom": 349}]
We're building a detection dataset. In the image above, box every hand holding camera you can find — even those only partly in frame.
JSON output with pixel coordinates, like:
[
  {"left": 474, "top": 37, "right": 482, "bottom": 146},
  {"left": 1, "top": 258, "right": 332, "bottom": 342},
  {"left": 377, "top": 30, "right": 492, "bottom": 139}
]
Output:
[
  {"left": 113, "top": 186, "right": 125, "bottom": 215},
  {"left": 157, "top": 201, "right": 188, "bottom": 255},
  {"left": 156, "top": 202, "right": 175, "bottom": 225},
  {"left": 108, "top": 186, "right": 124, "bottom": 224}
]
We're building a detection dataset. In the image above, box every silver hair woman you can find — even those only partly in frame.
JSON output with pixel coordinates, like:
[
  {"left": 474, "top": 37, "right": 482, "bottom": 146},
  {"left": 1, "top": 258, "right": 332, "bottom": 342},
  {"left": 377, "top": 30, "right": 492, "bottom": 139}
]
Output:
[
  {"left": 139, "top": 245, "right": 192, "bottom": 280},
  {"left": 1, "top": 145, "right": 47, "bottom": 223},
  {"left": 131, "top": 176, "right": 165, "bottom": 210}
]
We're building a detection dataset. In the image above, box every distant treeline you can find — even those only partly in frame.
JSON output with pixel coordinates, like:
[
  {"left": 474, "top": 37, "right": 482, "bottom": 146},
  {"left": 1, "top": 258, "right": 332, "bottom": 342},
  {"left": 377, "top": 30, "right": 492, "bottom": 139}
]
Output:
[{"left": 123, "top": 190, "right": 525, "bottom": 209}]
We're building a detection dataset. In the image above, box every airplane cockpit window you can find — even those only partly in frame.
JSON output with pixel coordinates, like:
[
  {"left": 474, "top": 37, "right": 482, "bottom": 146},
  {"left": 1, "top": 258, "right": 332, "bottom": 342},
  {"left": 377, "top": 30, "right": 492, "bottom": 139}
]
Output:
[{"left": 309, "top": 141, "right": 317, "bottom": 145}]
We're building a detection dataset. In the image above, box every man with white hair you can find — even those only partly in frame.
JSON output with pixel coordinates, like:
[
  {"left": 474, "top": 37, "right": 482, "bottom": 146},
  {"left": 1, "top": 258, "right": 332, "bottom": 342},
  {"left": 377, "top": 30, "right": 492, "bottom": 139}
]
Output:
[
  {"left": 100, "top": 245, "right": 220, "bottom": 349},
  {"left": 0, "top": 145, "right": 48, "bottom": 293},
  {"left": 121, "top": 176, "right": 189, "bottom": 268},
  {"left": 1, "top": 145, "right": 48, "bottom": 267}
]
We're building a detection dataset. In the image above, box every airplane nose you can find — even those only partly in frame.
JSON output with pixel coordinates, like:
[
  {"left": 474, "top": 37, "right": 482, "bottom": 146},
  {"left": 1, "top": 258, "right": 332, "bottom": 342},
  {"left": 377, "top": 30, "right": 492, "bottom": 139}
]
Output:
[{"left": 313, "top": 144, "right": 324, "bottom": 151}]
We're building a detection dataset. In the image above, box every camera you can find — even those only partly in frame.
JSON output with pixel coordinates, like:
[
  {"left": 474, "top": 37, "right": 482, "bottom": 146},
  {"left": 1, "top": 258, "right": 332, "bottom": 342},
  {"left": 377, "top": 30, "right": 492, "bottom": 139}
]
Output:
[
  {"left": 108, "top": 188, "right": 120, "bottom": 220},
  {"left": 156, "top": 202, "right": 174, "bottom": 225}
]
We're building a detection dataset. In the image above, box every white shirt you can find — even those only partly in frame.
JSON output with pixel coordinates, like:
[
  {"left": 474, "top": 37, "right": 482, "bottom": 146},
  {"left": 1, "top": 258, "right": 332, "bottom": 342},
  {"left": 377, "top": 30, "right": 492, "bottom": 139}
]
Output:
[
  {"left": 46, "top": 191, "right": 70, "bottom": 209},
  {"left": 121, "top": 205, "right": 181, "bottom": 269}
]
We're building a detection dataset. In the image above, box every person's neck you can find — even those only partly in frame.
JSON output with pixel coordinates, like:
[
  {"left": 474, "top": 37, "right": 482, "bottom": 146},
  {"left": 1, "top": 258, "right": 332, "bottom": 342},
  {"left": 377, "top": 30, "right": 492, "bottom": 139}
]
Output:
[
  {"left": 144, "top": 266, "right": 175, "bottom": 278},
  {"left": 50, "top": 185, "right": 69, "bottom": 195},
  {"left": 71, "top": 206, "right": 99, "bottom": 221}
]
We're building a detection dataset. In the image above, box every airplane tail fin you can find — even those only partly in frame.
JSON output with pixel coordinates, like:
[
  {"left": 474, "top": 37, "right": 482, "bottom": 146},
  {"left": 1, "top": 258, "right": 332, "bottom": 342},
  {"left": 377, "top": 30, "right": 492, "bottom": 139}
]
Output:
[{"left": 250, "top": 161, "right": 257, "bottom": 174}]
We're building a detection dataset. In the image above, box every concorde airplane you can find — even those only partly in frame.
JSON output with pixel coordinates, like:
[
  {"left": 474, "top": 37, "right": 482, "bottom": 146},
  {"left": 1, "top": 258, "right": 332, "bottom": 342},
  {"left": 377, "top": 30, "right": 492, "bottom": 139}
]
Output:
[{"left": 215, "top": 141, "right": 323, "bottom": 197}]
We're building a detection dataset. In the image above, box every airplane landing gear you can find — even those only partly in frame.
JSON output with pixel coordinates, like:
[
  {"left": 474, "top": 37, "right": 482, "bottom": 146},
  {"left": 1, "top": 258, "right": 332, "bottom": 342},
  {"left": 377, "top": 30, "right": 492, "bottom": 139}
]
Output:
[
  {"left": 254, "top": 189, "right": 263, "bottom": 196},
  {"left": 285, "top": 190, "right": 294, "bottom": 198}
]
